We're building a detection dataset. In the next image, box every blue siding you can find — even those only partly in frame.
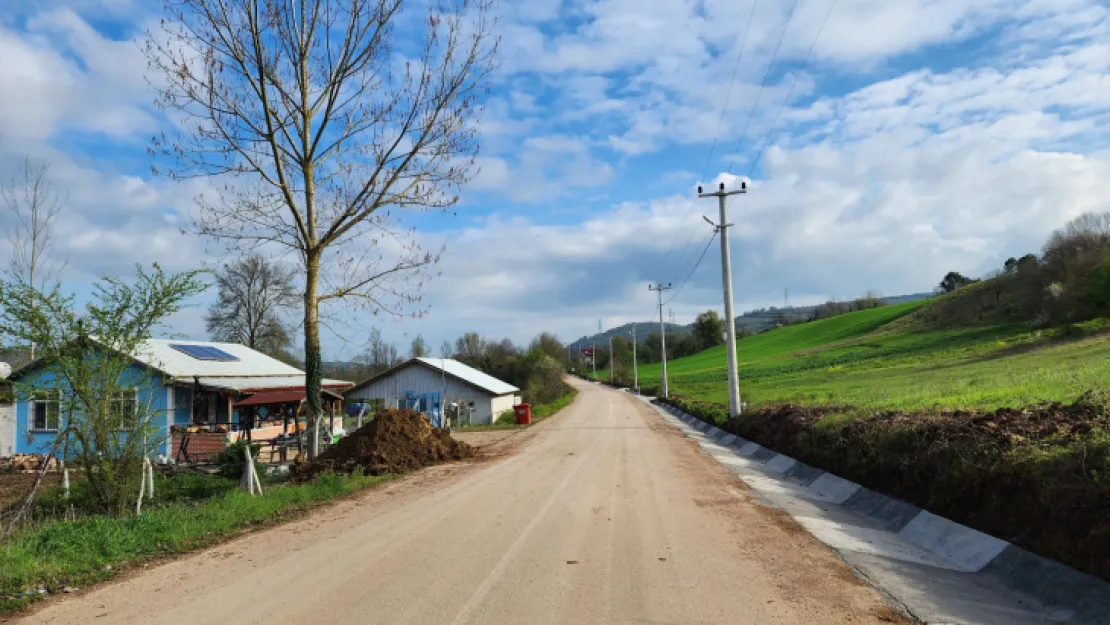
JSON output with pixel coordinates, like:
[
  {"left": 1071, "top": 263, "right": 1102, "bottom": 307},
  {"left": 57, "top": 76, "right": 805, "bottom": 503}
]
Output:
[
  {"left": 174, "top": 387, "right": 194, "bottom": 426},
  {"left": 13, "top": 360, "right": 171, "bottom": 456}
]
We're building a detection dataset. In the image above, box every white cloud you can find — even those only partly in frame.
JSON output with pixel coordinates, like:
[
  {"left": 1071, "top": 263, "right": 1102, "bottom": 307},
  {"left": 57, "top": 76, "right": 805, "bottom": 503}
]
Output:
[
  {"left": 5, "top": 0, "right": 1110, "bottom": 362},
  {"left": 0, "top": 8, "right": 156, "bottom": 143},
  {"left": 466, "top": 134, "right": 615, "bottom": 201}
]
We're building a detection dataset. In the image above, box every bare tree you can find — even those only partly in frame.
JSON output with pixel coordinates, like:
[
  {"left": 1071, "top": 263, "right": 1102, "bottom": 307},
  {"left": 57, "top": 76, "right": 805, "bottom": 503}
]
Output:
[
  {"left": 2, "top": 157, "right": 67, "bottom": 360},
  {"left": 206, "top": 254, "right": 298, "bottom": 357},
  {"left": 410, "top": 334, "right": 427, "bottom": 358},
  {"left": 146, "top": 0, "right": 498, "bottom": 458},
  {"left": 355, "top": 328, "right": 398, "bottom": 374}
]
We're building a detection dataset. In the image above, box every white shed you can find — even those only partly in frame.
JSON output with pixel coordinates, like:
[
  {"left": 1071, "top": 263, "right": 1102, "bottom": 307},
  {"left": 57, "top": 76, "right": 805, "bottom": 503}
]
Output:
[{"left": 345, "top": 358, "right": 521, "bottom": 426}]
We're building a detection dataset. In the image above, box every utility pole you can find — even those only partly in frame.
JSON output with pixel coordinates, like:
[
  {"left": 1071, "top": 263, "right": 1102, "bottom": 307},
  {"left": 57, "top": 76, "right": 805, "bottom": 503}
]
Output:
[
  {"left": 609, "top": 335, "right": 615, "bottom": 383},
  {"left": 698, "top": 179, "right": 747, "bottom": 419},
  {"left": 649, "top": 282, "right": 673, "bottom": 398},
  {"left": 593, "top": 320, "right": 600, "bottom": 380},
  {"left": 630, "top": 324, "right": 639, "bottom": 393}
]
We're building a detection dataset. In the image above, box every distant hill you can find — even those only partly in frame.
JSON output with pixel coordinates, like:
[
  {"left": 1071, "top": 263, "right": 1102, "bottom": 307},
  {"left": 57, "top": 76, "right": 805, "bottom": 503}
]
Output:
[
  {"left": 576, "top": 292, "right": 934, "bottom": 350},
  {"left": 568, "top": 322, "right": 687, "bottom": 352}
]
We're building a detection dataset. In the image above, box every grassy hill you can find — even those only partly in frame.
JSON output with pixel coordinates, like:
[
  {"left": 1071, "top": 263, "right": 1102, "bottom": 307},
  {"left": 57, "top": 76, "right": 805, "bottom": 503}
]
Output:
[
  {"left": 621, "top": 294, "right": 1110, "bottom": 582},
  {"left": 628, "top": 299, "right": 1110, "bottom": 411}
]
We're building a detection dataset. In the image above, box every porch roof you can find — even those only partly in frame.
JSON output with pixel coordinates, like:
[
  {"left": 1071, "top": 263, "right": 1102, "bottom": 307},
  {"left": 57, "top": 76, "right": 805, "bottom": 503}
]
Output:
[
  {"left": 185, "top": 375, "right": 352, "bottom": 393},
  {"left": 233, "top": 388, "right": 344, "bottom": 407}
]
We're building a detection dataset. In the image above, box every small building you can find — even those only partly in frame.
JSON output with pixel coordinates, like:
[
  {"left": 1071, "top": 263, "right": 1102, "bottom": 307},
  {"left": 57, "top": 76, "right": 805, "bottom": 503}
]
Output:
[
  {"left": 345, "top": 357, "right": 520, "bottom": 426},
  {"left": 8, "top": 339, "right": 351, "bottom": 461}
]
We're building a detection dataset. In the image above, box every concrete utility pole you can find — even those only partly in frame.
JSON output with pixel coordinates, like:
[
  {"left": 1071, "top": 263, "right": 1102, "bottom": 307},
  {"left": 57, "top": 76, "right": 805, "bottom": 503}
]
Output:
[
  {"left": 649, "top": 282, "right": 673, "bottom": 398},
  {"left": 630, "top": 324, "right": 639, "bottom": 393},
  {"left": 698, "top": 180, "right": 747, "bottom": 419},
  {"left": 609, "top": 335, "right": 615, "bottom": 383}
]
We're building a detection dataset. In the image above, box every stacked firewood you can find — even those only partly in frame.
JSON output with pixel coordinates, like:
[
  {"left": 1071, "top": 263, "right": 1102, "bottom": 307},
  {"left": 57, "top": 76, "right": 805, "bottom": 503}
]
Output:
[{"left": 0, "top": 454, "right": 57, "bottom": 472}]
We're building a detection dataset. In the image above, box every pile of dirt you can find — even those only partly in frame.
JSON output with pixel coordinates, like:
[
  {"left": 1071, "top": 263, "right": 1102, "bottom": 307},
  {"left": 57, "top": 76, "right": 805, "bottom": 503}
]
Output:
[
  {"left": 666, "top": 393, "right": 1110, "bottom": 582},
  {"left": 296, "top": 408, "right": 474, "bottom": 477}
]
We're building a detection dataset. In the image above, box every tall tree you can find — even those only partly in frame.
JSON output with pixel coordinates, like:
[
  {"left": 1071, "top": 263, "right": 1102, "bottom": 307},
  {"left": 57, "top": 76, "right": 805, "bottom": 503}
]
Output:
[
  {"left": 692, "top": 310, "right": 724, "bottom": 349},
  {"left": 205, "top": 254, "right": 298, "bottom": 357},
  {"left": 528, "top": 332, "right": 564, "bottom": 363},
  {"left": 939, "top": 271, "right": 974, "bottom": 293},
  {"left": 410, "top": 334, "right": 427, "bottom": 358},
  {"left": 146, "top": 0, "right": 497, "bottom": 458},
  {"left": 2, "top": 157, "right": 67, "bottom": 360},
  {"left": 454, "top": 332, "right": 483, "bottom": 364},
  {"left": 358, "top": 328, "right": 398, "bottom": 373}
]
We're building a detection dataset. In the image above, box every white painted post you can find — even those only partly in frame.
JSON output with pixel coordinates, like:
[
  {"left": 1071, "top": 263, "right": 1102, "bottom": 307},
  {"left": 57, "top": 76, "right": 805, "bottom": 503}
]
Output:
[
  {"left": 242, "top": 444, "right": 255, "bottom": 495},
  {"left": 165, "top": 386, "right": 175, "bottom": 458},
  {"left": 145, "top": 457, "right": 155, "bottom": 499}
]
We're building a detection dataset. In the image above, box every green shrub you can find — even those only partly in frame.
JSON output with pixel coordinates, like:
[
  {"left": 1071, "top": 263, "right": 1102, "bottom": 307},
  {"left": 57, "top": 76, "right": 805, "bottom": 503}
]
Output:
[{"left": 214, "top": 440, "right": 264, "bottom": 479}]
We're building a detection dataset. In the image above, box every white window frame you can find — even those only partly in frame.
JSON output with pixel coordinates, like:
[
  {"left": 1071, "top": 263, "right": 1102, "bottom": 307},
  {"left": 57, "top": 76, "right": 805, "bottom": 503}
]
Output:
[
  {"left": 111, "top": 389, "right": 140, "bottom": 431},
  {"left": 30, "top": 390, "right": 61, "bottom": 432}
]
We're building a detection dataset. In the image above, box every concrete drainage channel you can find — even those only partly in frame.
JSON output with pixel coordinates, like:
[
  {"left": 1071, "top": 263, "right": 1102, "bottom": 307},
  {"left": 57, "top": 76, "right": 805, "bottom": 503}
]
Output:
[{"left": 639, "top": 396, "right": 1110, "bottom": 625}]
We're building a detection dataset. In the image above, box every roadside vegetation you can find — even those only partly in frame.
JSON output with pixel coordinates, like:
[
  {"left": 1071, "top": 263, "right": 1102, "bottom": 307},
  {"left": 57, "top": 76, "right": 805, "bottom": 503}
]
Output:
[
  {"left": 630, "top": 211, "right": 1110, "bottom": 582},
  {"left": 0, "top": 472, "right": 391, "bottom": 613},
  {"left": 460, "top": 387, "right": 578, "bottom": 432}
]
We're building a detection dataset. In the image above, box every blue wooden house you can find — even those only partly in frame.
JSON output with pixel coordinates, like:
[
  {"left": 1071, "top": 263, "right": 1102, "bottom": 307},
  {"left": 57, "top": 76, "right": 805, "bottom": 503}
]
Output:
[{"left": 8, "top": 339, "right": 351, "bottom": 460}]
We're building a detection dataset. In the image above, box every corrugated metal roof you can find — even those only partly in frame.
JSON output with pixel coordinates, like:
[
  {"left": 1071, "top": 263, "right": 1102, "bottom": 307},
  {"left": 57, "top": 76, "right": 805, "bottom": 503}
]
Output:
[
  {"left": 198, "top": 376, "right": 351, "bottom": 392},
  {"left": 134, "top": 339, "right": 305, "bottom": 378},
  {"left": 414, "top": 358, "right": 519, "bottom": 395}
]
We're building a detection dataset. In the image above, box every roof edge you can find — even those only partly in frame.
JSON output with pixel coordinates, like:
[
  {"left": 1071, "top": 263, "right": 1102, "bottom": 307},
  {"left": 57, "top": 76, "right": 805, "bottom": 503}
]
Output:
[{"left": 346, "top": 358, "right": 520, "bottom": 397}]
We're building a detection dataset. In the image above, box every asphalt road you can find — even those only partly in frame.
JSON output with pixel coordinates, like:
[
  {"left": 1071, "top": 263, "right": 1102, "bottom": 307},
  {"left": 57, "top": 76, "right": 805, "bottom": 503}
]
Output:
[{"left": 22, "top": 378, "right": 903, "bottom": 624}]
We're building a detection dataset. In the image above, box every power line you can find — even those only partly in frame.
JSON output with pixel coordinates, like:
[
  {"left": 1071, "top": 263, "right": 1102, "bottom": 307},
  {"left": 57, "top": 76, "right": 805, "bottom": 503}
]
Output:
[
  {"left": 725, "top": 0, "right": 800, "bottom": 174},
  {"left": 666, "top": 230, "right": 718, "bottom": 306},
  {"left": 658, "top": 1, "right": 761, "bottom": 279},
  {"left": 701, "top": 0, "right": 759, "bottom": 182},
  {"left": 747, "top": 0, "right": 839, "bottom": 177}
]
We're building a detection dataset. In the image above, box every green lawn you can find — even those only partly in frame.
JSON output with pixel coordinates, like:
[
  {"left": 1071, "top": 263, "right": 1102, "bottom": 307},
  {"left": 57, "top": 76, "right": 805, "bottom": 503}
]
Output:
[
  {"left": 630, "top": 301, "right": 1110, "bottom": 411},
  {"left": 0, "top": 473, "right": 391, "bottom": 613}
]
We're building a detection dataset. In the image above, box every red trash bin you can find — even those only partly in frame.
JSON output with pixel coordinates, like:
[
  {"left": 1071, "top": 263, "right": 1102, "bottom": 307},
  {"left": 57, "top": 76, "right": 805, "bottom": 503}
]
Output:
[{"left": 514, "top": 403, "right": 532, "bottom": 425}]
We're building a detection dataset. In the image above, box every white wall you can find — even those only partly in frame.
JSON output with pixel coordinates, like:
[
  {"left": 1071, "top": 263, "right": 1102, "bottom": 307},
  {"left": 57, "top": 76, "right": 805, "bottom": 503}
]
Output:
[
  {"left": 490, "top": 395, "right": 517, "bottom": 424},
  {"left": 0, "top": 403, "right": 13, "bottom": 457},
  {"left": 347, "top": 362, "right": 503, "bottom": 424}
]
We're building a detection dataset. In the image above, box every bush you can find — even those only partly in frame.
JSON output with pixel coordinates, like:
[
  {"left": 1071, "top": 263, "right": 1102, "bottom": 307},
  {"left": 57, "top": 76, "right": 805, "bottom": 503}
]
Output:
[{"left": 214, "top": 440, "right": 264, "bottom": 480}]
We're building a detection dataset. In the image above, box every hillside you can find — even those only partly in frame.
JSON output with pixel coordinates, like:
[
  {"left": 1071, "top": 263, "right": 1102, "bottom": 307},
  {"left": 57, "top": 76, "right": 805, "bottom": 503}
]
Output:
[
  {"left": 567, "top": 322, "right": 687, "bottom": 352},
  {"left": 574, "top": 291, "right": 934, "bottom": 351},
  {"left": 629, "top": 299, "right": 1110, "bottom": 411}
]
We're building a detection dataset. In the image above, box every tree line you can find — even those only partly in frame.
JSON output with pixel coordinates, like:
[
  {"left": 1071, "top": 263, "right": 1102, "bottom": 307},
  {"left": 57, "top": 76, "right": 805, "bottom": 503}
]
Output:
[{"left": 930, "top": 211, "right": 1110, "bottom": 328}]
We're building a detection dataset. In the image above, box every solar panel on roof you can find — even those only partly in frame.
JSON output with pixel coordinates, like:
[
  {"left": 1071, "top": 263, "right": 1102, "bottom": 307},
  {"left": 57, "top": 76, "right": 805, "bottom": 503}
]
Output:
[{"left": 170, "top": 343, "right": 240, "bottom": 361}]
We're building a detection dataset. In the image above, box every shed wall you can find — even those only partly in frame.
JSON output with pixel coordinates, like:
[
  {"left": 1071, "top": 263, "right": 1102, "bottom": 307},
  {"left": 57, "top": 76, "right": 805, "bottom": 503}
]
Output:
[{"left": 347, "top": 363, "right": 506, "bottom": 425}]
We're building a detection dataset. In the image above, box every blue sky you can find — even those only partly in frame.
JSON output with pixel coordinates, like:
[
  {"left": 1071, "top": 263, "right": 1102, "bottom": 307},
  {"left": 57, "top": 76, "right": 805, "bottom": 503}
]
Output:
[{"left": 1, "top": 0, "right": 1109, "bottom": 362}]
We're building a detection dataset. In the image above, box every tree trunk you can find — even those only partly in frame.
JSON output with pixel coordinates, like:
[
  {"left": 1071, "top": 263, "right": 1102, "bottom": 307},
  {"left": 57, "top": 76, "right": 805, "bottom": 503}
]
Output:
[{"left": 304, "top": 252, "right": 323, "bottom": 460}]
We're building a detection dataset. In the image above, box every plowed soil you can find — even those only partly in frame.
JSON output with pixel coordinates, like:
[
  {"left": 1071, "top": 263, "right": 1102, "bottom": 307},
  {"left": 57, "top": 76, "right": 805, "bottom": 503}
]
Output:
[{"left": 298, "top": 408, "right": 474, "bottom": 477}]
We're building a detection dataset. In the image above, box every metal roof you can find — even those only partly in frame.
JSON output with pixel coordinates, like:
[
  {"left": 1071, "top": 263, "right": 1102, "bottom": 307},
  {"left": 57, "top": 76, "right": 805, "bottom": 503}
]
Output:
[
  {"left": 134, "top": 339, "right": 305, "bottom": 379},
  {"left": 8, "top": 338, "right": 353, "bottom": 392},
  {"left": 414, "top": 358, "right": 519, "bottom": 395},
  {"left": 347, "top": 357, "right": 520, "bottom": 397}
]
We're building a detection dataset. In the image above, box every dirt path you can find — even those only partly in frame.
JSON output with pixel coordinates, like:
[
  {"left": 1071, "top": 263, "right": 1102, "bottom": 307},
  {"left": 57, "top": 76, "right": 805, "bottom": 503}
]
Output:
[{"left": 19, "top": 379, "right": 904, "bottom": 624}]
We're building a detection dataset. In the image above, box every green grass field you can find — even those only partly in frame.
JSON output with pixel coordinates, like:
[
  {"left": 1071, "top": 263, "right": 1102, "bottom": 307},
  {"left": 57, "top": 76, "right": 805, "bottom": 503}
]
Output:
[{"left": 627, "top": 301, "right": 1110, "bottom": 411}]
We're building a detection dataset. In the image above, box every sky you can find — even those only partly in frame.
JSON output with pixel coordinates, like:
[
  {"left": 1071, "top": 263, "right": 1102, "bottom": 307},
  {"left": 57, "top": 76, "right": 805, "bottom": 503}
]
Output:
[{"left": 0, "top": 0, "right": 1108, "bottom": 362}]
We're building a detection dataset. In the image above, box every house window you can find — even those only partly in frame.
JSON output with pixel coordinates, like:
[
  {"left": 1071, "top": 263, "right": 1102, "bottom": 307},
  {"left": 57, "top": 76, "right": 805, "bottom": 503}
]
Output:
[
  {"left": 110, "top": 390, "right": 139, "bottom": 429},
  {"left": 31, "top": 391, "right": 60, "bottom": 432}
]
